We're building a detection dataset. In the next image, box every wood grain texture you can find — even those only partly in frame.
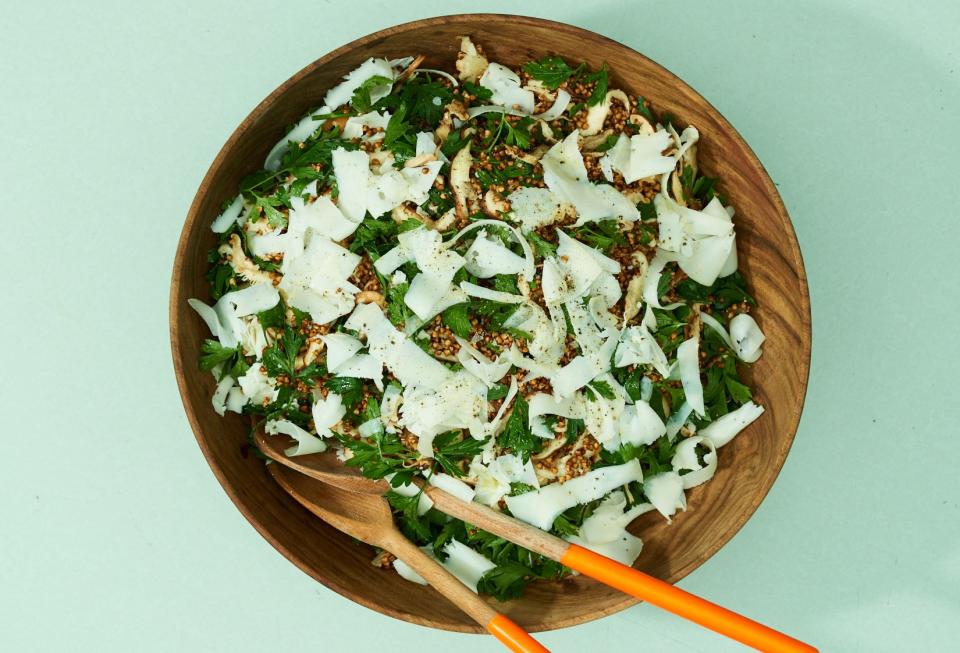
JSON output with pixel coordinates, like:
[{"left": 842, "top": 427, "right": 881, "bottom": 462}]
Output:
[{"left": 169, "top": 14, "right": 811, "bottom": 633}]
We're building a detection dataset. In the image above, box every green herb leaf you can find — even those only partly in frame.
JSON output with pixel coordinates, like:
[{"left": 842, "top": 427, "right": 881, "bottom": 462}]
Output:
[
  {"left": 498, "top": 395, "right": 538, "bottom": 462},
  {"left": 476, "top": 562, "right": 533, "bottom": 601},
  {"left": 522, "top": 56, "right": 582, "bottom": 90},
  {"left": 584, "top": 379, "right": 616, "bottom": 401},
  {"left": 582, "top": 63, "right": 609, "bottom": 106},
  {"left": 461, "top": 81, "right": 493, "bottom": 101},
  {"left": 525, "top": 231, "right": 557, "bottom": 259},
  {"left": 351, "top": 75, "right": 392, "bottom": 113},
  {"left": 487, "top": 383, "right": 509, "bottom": 401},
  {"left": 570, "top": 220, "right": 625, "bottom": 252},
  {"left": 509, "top": 482, "right": 537, "bottom": 496},
  {"left": 349, "top": 216, "right": 399, "bottom": 254},
  {"left": 324, "top": 376, "right": 365, "bottom": 410},
  {"left": 565, "top": 417, "right": 585, "bottom": 445},
  {"left": 199, "top": 340, "right": 240, "bottom": 371},
  {"left": 431, "top": 431, "right": 489, "bottom": 477},
  {"left": 262, "top": 330, "right": 302, "bottom": 378},
  {"left": 386, "top": 489, "right": 432, "bottom": 542},
  {"left": 441, "top": 303, "right": 472, "bottom": 338}
]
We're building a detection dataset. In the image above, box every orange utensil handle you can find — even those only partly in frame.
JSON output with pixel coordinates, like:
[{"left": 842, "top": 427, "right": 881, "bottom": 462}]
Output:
[
  {"left": 561, "top": 545, "right": 816, "bottom": 653},
  {"left": 486, "top": 614, "right": 551, "bottom": 653}
]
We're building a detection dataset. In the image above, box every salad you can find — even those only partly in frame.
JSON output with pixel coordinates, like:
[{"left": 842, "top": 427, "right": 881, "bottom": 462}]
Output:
[{"left": 190, "top": 37, "right": 767, "bottom": 599}]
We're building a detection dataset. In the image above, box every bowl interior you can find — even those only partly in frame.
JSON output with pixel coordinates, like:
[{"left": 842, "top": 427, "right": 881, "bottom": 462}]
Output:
[{"left": 170, "top": 15, "right": 811, "bottom": 633}]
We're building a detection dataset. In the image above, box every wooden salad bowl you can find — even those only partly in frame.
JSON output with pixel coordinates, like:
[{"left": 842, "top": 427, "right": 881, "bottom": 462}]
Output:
[{"left": 169, "top": 14, "right": 811, "bottom": 633}]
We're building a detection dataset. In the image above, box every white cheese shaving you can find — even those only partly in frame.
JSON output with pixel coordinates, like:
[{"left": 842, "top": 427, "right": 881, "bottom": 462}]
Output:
[
  {"left": 211, "top": 374, "right": 234, "bottom": 416},
  {"left": 566, "top": 532, "right": 644, "bottom": 567},
  {"left": 729, "top": 314, "right": 765, "bottom": 363},
  {"left": 642, "top": 249, "right": 674, "bottom": 313},
  {"left": 578, "top": 491, "right": 653, "bottom": 544},
  {"left": 479, "top": 62, "right": 535, "bottom": 113},
  {"left": 459, "top": 281, "right": 525, "bottom": 304},
  {"left": 392, "top": 558, "right": 428, "bottom": 585},
  {"left": 655, "top": 194, "right": 735, "bottom": 286},
  {"left": 700, "top": 311, "right": 765, "bottom": 363},
  {"left": 311, "top": 392, "right": 346, "bottom": 439},
  {"left": 380, "top": 383, "right": 403, "bottom": 433},
  {"left": 220, "top": 282, "right": 281, "bottom": 317},
  {"left": 396, "top": 227, "right": 465, "bottom": 319},
  {"left": 333, "top": 354, "right": 384, "bottom": 392},
  {"left": 343, "top": 110, "right": 391, "bottom": 142},
  {"left": 700, "top": 401, "right": 765, "bottom": 448},
  {"left": 357, "top": 418, "right": 383, "bottom": 438},
  {"left": 265, "top": 419, "right": 327, "bottom": 456},
  {"left": 400, "top": 371, "right": 488, "bottom": 455},
  {"left": 225, "top": 387, "right": 245, "bottom": 414},
  {"left": 619, "top": 400, "right": 667, "bottom": 447},
  {"left": 286, "top": 195, "right": 360, "bottom": 253},
  {"left": 463, "top": 229, "right": 527, "bottom": 278},
  {"left": 665, "top": 401, "right": 694, "bottom": 440},
  {"left": 324, "top": 57, "right": 394, "bottom": 110},
  {"left": 415, "top": 68, "right": 459, "bottom": 86},
  {"left": 448, "top": 219, "right": 535, "bottom": 281},
  {"left": 188, "top": 298, "right": 227, "bottom": 345},
  {"left": 211, "top": 194, "right": 243, "bottom": 233},
  {"left": 437, "top": 540, "right": 496, "bottom": 593},
  {"left": 528, "top": 392, "right": 586, "bottom": 438},
  {"left": 465, "top": 104, "right": 528, "bottom": 120},
  {"left": 332, "top": 147, "right": 371, "bottom": 222},
  {"left": 321, "top": 332, "right": 363, "bottom": 371},
  {"left": 455, "top": 336, "right": 512, "bottom": 387},
  {"left": 190, "top": 283, "right": 280, "bottom": 352},
  {"left": 676, "top": 336, "right": 706, "bottom": 416},
  {"left": 346, "top": 302, "right": 452, "bottom": 390},
  {"left": 264, "top": 108, "right": 330, "bottom": 171},
  {"left": 615, "top": 325, "right": 671, "bottom": 377},
  {"left": 508, "top": 187, "right": 569, "bottom": 231},
  {"left": 552, "top": 332, "right": 618, "bottom": 398},
  {"left": 541, "top": 132, "right": 639, "bottom": 224},
  {"left": 366, "top": 169, "right": 410, "bottom": 217},
  {"left": 470, "top": 453, "right": 540, "bottom": 507},
  {"left": 484, "top": 375, "right": 518, "bottom": 439},
  {"left": 534, "top": 88, "right": 571, "bottom": 121},
  {"left": 428, "top": 472, "right": 476, "bottom": 503},
  {"left": 643, "top": 471, "right": 686, "bottom": 520},
  {"left": 599, "top": 129, "right": 676, "bottom": 184},
  {"left": 583, "top": 375, "right": 627, "bottom": 450},
  {"left": 401, "top": 160, "right": 443, "bottom": 206},
  {"left": 671, "top": 436, "right": 718, "bottom": 489},
  {"left": 541, "top": 232, "right": 620, "bottom": 307},
  {"left": 505, "top": 459, "right": 644, "bottom": 530},
  {"left": 237, "top": 363, "right": 278, "bottom": 406},
  {"left": 279, "top": 235, "right": 361, "bottom": 325}
]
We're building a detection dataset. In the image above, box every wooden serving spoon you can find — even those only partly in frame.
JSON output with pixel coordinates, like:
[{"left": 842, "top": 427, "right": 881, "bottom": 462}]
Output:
[
  {"left": 256, "top": 432, "right": 816, "bottom": 653},
  {"left": 267, "top": 463, "right": 549, "bottom": 653}
]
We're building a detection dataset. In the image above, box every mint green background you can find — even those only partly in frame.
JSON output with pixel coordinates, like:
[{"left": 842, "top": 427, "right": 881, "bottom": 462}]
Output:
[{"left": 2, "top": 1, "right": 958, "bottom": 651}]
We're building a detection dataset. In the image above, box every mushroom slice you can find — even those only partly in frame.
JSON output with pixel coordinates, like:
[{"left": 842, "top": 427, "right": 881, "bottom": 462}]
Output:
[
  {"left": 391, "top": 203, "right": 436, "bottom": 229},
  {"left": 622, "top": 252, "right": 649, "bottom": 325},
  {"left": 218, "top": 234, "right": 277, "bottom": 286},
  {"left": 433, "top": 208, "right": 457, "bottom": 232},
  {"left": 482, "top": 189, "right": 511, "bottom": 217},
  {"left": 581, "top": 129, "right": 614, "bottom": 152},
  {"left": 450, "top": 145, "right": 476, "bottom": 222},
  {"left": 394, "top": 54, "right": 426, "bottom": 84},
  {"left": 582, "top": 89, "right": 631, "bottom": 136},
  {"left": 456, "top": 36, "right": 488, "bottom": 82},
  {"left": 435, "top": 99, "right": 470, "bottom": 142},
  {"left": 628, "top": 114, "right": 656, "bottom": 136}
]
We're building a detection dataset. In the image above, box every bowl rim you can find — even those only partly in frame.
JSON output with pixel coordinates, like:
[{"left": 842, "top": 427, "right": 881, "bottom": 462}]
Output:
[{"left": 169, "top": 13, "right": 812, "bottom": 633}]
